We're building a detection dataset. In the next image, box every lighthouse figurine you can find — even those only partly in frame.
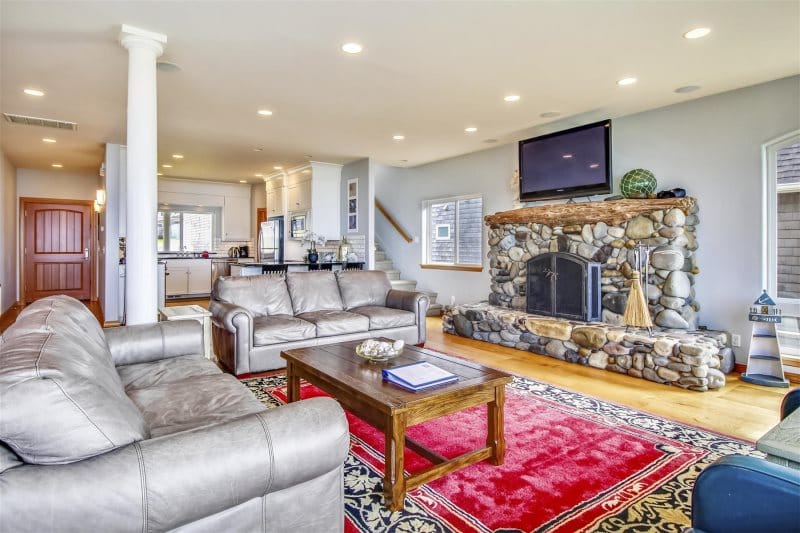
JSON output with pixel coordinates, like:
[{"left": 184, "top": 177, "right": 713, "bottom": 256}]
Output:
[{"left": 740, "top": 290, "right": 789, "bottom": 387}]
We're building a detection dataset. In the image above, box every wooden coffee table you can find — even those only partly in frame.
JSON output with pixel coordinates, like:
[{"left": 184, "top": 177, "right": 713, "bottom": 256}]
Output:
[{"left": 281, "top": 339, "right": 512, "bottom": 511}]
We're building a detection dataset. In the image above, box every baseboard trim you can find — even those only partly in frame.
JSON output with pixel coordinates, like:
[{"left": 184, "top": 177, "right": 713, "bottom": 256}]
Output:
[
  {"left": 103, "top": 320, "right": 121, "bottom": 328},
  {"left": 735, "top": 362, "right": 800, "bottom": 384}
]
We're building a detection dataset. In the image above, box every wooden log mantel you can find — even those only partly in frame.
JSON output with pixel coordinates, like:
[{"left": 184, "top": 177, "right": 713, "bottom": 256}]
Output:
[{"left": 484, "top": 197, "right": 696, "bottom": 227}]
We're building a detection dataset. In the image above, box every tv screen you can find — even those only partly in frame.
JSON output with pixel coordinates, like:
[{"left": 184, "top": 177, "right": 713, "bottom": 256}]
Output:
[{"left": 518, "top": 119, "right": 611, "bottom": 201}]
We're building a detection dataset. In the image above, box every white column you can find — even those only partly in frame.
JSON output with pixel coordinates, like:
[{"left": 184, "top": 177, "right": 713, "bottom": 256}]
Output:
[{"left": 119, "top": 25, "right": 166, "bottom": 325}]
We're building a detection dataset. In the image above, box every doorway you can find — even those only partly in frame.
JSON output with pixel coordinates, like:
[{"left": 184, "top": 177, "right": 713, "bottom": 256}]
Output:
[{"left": 20, "top": 198, "right": 94, "bottom": 303}]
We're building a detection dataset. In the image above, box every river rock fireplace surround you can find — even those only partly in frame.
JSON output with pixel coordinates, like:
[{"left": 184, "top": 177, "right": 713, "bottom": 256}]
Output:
[{"left": 442, "top": 198, "right": 734, "bottom": 391}]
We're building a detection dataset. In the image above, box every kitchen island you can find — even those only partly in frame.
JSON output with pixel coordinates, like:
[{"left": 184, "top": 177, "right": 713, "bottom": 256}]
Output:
[{"left": 230, "top": 261, "right": 364, "bottom": 276}]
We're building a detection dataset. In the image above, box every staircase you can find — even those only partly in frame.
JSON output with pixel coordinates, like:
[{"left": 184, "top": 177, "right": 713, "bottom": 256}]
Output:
[{"left": 374, "top": 243, "right": 443, "bottom": 316}]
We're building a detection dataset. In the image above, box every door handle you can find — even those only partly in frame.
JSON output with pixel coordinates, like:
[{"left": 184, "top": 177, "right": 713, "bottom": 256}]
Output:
[{"left": 84, "top": 248, "right": 89, "bottom": 260}]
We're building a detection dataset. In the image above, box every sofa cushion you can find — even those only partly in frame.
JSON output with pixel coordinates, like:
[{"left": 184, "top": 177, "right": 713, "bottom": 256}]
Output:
[
  {"left": 296, "top": 310, "right": 370, "bottom": 338},
  {"left": 127, "top": 373, "right": 266, "bottom": 437},
  {"left": 253, "top": 315, "right": 316, "bottom": 346},
  {"left": 0, "top": 297, "right": 148, "bottom": 465},
  {"left": 214, "top": 275, "right": 293, "bottom": 316},
  {"left": 336, "top": 270, "right": 392, "bottom": 310},
  {"left": 351, "top": 306, "right": 416, "bottom": 330},
  {"left": 286, "top": 272, "right": 344, "bottom": 314},
  {"left": 117, "top": 355, "right": 221, "bottom": 391}
]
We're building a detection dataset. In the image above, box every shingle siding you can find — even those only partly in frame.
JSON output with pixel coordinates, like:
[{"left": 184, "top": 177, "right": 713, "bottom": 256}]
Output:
[
  {"left": 777, "top": 190, "right": 800, "bottom": 298},
  {"left": 428, "top": 197, "right": 482, "bottom": 265}
]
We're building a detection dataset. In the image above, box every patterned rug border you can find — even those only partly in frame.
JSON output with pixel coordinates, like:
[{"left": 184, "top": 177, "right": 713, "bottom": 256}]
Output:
[{"left": 241, "top": 371, "right": 759, "bottom": 533}]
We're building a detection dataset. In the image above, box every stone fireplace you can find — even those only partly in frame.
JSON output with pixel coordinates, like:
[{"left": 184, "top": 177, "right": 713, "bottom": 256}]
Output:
[
  {"left": 526, "top": 252, "right": 601, "bottom": 321},
  {"left": 486, "top": 198, "right": 700, "bottom": 329},
  {"left": 441, "top": 197, "right": 733, "bottom": 392}
]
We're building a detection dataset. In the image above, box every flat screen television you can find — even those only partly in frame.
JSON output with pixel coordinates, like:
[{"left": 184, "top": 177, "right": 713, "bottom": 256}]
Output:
[{"left": 518, "top": 119, "right": 611, "bottom": 202}]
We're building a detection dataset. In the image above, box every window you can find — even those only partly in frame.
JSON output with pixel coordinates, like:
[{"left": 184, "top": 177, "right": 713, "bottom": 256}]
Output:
[
  {"left": 764, "top": 131, "right": 800, "bottom": 359},
  {"left": 157, "top": 207, "right": 218, "bottom": 252},
  {"left": 422, "top": 194, "right": 483, "bottom": 269}
]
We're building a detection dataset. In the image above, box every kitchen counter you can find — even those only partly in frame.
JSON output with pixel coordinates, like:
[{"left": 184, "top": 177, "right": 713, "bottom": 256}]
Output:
[
  {"left": 229, "top": 261, "right": 365, "bottom": 276},
  {"left": 230, "top": 261, "right": 363, "bottom": 267}
]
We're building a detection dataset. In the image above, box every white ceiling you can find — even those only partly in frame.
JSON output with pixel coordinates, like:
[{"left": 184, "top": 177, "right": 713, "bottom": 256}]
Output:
[{"left": 1, "top": 1, "right": 798, "bottom": 183}]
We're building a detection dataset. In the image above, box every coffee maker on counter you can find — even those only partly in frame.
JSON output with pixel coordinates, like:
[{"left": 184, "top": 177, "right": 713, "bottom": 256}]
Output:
[{"left": 227, "top": 245, "right": 250, "bottom": 258}]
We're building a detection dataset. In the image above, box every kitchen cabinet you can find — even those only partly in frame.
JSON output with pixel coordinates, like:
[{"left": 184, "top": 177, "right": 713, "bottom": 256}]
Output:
[
  {"left": 165, "top": 259, "right": 212, "bottom": 296},
  {"left": 222, "top": 195, "right": 251, "bottom": 241},
  {"left": 267, "top": 186, "right": 284, "bottom": 217},
  {"left": 287, "top": 178, "right": 311, "bottom": 212}
]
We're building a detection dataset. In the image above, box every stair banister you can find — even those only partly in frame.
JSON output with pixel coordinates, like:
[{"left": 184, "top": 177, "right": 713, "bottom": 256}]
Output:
[{"left": 375, "top": 199, "right": 413, "bottom": 243}]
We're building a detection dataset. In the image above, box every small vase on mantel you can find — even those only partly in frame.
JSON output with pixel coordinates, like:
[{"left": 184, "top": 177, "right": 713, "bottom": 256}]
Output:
[{"left": 338, "top": 236, "right": 350, "bottom": 261}]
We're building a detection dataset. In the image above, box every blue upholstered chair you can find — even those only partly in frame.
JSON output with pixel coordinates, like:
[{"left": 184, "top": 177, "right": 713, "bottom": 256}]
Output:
[{"left": 690, "top": 388, "right": 800, "bottom": 533}]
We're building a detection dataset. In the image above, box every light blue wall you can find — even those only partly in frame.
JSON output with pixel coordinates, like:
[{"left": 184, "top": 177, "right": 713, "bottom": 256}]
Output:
[{"left": 376, "top": 76, "right": 800, "bottom": 361}]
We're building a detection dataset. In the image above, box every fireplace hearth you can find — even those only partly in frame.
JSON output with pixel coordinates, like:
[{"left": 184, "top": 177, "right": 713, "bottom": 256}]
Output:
[
  {"left": 486, "top": 198, "right": 700, "bottom": 330},
  {"left": 527, "top": 253, "right": 601, "bottom": 322}
]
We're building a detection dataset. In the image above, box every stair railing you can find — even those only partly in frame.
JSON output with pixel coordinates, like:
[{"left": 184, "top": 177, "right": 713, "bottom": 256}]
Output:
[{"left": 375, "top": 199, "right": 413, "bottom": 243}]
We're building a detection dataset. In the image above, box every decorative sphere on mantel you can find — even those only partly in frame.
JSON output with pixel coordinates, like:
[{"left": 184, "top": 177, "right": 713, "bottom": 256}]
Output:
[{"left": 620, "top": 168, "right": 657, "bottom": 199}]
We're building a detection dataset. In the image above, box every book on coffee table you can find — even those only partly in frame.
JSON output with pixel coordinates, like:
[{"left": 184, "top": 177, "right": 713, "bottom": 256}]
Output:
[{"left": 382, "top": 361, "right": 458, "bottom": 392}]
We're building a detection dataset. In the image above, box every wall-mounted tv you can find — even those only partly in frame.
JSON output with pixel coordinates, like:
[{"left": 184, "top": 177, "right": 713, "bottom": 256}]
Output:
[{"left": 518, "top": 119, "right": 611, "bottom": 202}]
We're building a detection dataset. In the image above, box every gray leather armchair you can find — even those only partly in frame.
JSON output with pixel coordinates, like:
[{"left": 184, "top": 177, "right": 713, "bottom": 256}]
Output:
[
  {"left": 211, "top": 270, "right": 429, "bottom": 375},
  {"left": 1, "top": 296, "right": 350, "bottom": 533}
]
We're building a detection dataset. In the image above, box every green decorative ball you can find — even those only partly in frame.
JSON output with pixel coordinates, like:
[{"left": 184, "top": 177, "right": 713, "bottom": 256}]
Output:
[{"left": 620, "top": 168, "right": 657, "bottom": 199}]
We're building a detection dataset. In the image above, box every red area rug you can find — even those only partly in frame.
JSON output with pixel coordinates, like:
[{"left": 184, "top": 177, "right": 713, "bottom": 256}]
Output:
[{"left": 243, "top": 375, "right": 756, "bottom": 532}]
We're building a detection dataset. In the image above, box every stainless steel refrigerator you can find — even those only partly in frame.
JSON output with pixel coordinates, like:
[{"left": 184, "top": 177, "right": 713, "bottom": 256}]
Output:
[{"left": 258, "top": 216, "right": 284, "bottom": 263}]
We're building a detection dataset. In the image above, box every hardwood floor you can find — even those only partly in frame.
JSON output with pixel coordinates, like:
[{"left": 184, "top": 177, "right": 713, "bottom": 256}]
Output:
[
  {"left": 425, "top": 317, "right": 792, "bottom": 442},
  {"left": 2, "top": 298, "right": 793, "bottom": 442}
]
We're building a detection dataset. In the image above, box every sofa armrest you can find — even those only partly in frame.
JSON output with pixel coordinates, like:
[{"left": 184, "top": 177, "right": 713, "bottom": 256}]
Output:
[
  {"left": 209, "top": 300, "right": 254, "bottom": 374},
  {"left": 691, "top": 454, "right": 800, "bottom": 533},
  {"left": 209, "top": 299, "right": 253, "bottom": 335},
  {"left": 781, "top": 388, "right": 800, "bottom": 420},
  {"left": 104, "top": 320, "right": 203, "bottom": 367},
  {"left": 0, "top": 397, "right": 349, "bottom": 533},
  {"left": 386, "top": 289, "right": 430, "bottom": 343}
]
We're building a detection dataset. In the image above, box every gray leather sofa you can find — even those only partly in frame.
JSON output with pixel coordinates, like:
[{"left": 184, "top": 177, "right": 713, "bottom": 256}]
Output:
[
  {"left": 210, "top": 270, "right": 430, "bottom": 376},
  {"left": 0, "top": 295, "right": 350, "bottom": 533}
]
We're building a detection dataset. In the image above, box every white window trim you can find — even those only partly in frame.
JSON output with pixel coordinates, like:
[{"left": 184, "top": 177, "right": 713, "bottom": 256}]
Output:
[
  {"left": 762, "top": 130, "right": 800, "bottom": 360},
  {"left": 421, "top": 193, "right": 483, "bottom": 267}
]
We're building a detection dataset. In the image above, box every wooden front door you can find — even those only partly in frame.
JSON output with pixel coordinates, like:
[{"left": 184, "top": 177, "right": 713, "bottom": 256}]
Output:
[{"left": 23, "top": 200, "right": 92, "bottom": 302}]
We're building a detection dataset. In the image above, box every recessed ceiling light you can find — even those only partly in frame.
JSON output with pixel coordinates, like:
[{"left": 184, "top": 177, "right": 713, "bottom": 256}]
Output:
[
  {"left": 617, "top": 77, "right": 638, "bottom": 86},
  {"left": 172, "top": 154, "right": 184, "bottom": 159},
  {"left": 253, "top": 147, "right": 263, "bottom": 152},
  {"left": 589, "top": 163, "right": 600, "bottom": 169},
  {"left": 399, "top": 159, "right": 408, "bottom": 163},
  {"left": 51, "top": 163, "right": 63, "bottom": 168},
  {"left": 540, "top": 111, "right": 561, "bottom": 118},
  {"left": 257, "top": 109, "right": 273, "bottom": 116},
  {"left": 464, "top": 127, "right": 478, "bottom": 133},
  {"left": 24, "top": 88, "right": 44, "bottom": 96},
  {"left": 162, "top": 164, "right": 172, "bottom": 168},
  {"left": 255, "top": 173, "right": 264, "bottom": 177},
  {"left": 341, "top": 42, "right": 363, "bottom": 54},
  {"left": 273, "top": 166, "right": 283, "bottom": 170},
  {"left": 302, "top": 169, "right": 311, "bottom": 174},
  {"left": 483, "top": 139, "right": 498, "bottom": 144},
  {"left": 42, "top": 138, "right": 56, "bottom": 143},
  {"left": 684, "top": 27, "right": 711, "bottom": 40},
  {"left": 562, "top": 154, "right": 573, "bottom": 159},
  {"left": 504, "top": 95, "right": 520, "bottom": 102},
  {"left": 675, "top": 85, "right": 702, "bottom": 94},
  {"left": 157, "top": 172, "right": 163, "bottom": 176},
  {"left": 393, "top": 135, "right": 405, "bottom": 140},
  {"left": 239, "top": 180, "right": 247, "bottom": 183},
  {"left": 304, "top": 154, "right": 313, "bottom": 159}
]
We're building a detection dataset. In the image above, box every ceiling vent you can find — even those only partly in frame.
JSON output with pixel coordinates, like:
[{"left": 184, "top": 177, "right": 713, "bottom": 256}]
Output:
[{"left": 3, "top": 113, "right": 78, "bottom": 131}]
